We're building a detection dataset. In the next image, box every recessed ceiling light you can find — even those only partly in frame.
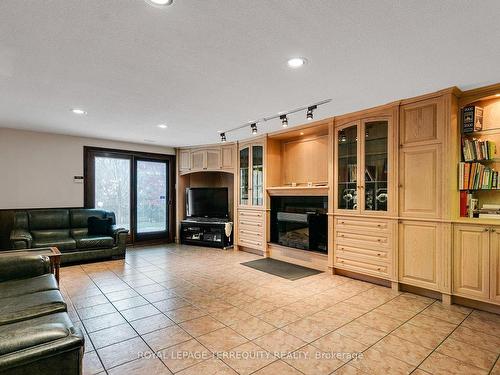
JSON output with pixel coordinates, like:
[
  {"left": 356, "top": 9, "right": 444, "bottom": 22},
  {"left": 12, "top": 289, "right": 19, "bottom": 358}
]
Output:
[
  {"left": 300, "top": 132, "right": 304, "bottom": 135},
  {"left": 287, "top": 57, "right": 307, "bottom": 68},
  {"left": 71, "top": 108, "right": 87, "bottom": 115},
  {"left": 146, "top": 0, "right": 173, "bottom": 6},
  {"left": 495, "top": 93, "right": 500, "bottom": 97},
  {"left": 157, "top": 124, "right": 168, "bottom": 129}
]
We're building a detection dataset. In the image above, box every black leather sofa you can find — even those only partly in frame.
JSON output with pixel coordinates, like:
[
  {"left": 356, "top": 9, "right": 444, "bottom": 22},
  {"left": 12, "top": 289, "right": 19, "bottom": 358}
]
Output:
[
  {"left": 0, "top": 253, "right": 84, "bottom": 374},
  {"left": 9, "top": 209, "right": 128, "bottom": 264}
]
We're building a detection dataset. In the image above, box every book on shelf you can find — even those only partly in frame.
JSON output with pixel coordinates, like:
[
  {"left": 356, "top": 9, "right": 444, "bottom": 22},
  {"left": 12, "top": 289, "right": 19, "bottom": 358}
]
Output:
[
  {"left": 462, "top": 106, "right": 483, "bottom": 133},
  {"left": 459, "top": 162, "right": 499, "bottom": 190},
  {"left": 462, "top": 138, "right": 496, "bottom": 161}
]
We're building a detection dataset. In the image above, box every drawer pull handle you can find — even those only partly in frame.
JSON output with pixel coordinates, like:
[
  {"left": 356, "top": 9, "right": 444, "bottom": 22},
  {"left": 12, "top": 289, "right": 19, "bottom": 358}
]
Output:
[
  {"left": 340, "top": 234, "right": 345, "bottom": 237},
  {"left": 377, "top": 239, "right": 381, "bottom": 242},
  {"left": 340, "top": 221, "right": 345, "bottom": 224},
  {"left": 377, "top": 267, "right": 381, "bottom": 271},
  {"left": 377, "top": 224, "right": 382, "bottom": 228},
  {"left": 377, "top": 253, "right": 381, "bottom": 256}
]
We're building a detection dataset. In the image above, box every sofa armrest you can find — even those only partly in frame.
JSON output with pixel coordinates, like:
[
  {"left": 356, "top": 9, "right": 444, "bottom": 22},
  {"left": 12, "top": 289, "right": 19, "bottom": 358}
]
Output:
[
  {"left": 110, "top": 226, "right": 128, "bottom": 259},
  {"left": 0, "top": 254, "right": 51, "bottom": 282},
  {"left": 10, "top": 229, "right": 33, "bottom": 249},
  {"left": 110, "top": 225, "right": 128, "bottom": 239}
]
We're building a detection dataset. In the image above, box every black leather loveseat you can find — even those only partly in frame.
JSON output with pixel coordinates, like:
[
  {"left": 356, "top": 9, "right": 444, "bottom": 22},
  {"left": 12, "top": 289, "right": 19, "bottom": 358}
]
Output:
[
  {"left": 0, "top": 253, "right": 84, "bottom": 374},
  {"left": 10, "top": 209, "right": 128, "bottom": 264}
]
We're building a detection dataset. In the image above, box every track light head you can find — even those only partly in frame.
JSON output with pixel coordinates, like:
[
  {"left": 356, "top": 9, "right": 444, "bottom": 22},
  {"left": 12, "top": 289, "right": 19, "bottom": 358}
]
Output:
[
  {"left": 306, "top": 105, "right": 317, "bottom": 121},
  {"left": 220, "top": 132, "right": 226, "bottom": 142},
  {"left": 280, "top": 115, "right": 288, "bottom": 128},
  {"left": 251, "top": 123, "right": 258, "bottom": 135}
]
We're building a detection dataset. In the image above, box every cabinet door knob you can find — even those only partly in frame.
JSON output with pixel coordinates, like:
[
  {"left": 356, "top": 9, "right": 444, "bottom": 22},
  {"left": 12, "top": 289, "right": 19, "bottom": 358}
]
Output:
[
  {"left": 491, "top": 228, "right": 496, "bottom": 233},
  {"left": 399, "top": 184, "right": 403, "bottom": 188},
  {"left": 485, "top": 228, "right": 489, "bottom": 232}
]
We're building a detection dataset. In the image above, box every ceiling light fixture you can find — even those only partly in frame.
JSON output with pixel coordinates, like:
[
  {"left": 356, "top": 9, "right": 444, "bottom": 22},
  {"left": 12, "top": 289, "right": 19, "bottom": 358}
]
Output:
[
  {"left": 251, "top": 123, "right": 258, "bottom": 135},
  {"left": 220, "top": 132, "right": 227, "bottom": 142},
  {"left": 496, "top": 93, "right": 500, "bottom": 97},
  {"left": 287, "top": 57, "right": 307, "bottom": 68},
  {"left": 71, "top": 108, "right": 87, "bottom": 115},
  {"left": 157, "top": 124, "right": 168, "bottom": 129},
  {"left": 306, "top": 105, "right": 316, "bottom": 121},
  {"left": 146, "top": 0, "right": 173, "bottom": 6},
  {"left": 280, "top": 115, "right": 288, "bottom": 128}
]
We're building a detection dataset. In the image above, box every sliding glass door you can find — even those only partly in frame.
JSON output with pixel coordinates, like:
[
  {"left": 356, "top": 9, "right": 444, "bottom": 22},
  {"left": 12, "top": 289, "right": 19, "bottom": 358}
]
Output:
[
  {"left": 85, "top": 147, "right": 174, "bottom": 243},
  {"left": 135, "top": 159, "right": 168, "bottom": 239}
]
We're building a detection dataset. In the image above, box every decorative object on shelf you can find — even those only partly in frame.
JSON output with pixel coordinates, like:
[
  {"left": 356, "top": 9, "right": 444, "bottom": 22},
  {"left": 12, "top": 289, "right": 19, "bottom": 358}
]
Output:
[
  {"left": 461, "top": 105, "right": 483, "bottom": 133},
  {"left": 478, "top": 204, "right": 500, "bottom": 219}
]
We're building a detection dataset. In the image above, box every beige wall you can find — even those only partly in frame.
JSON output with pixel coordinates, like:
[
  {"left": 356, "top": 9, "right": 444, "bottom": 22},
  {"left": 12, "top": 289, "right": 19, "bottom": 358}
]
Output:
[{"left": 0, "top": 128, "right": 175, "bottom": 209}]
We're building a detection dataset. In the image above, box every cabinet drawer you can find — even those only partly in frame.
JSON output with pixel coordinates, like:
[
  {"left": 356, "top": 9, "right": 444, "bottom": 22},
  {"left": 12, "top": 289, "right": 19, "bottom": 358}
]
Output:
[
  {"left": 238, "top": 209, "right": 264, "bottom": 223},
  {"left": 239, "top": 221, "right": 264, "bottom": 233},
  {"left": 335, "top": 217, "right": 390, "bottom": 233},
  {"left": 336, "top": 230, "right": 389, "bottom": 248},
  {"left": 335, "top": 256, "right": 389, "bottom": 278},
  {"left": 336, "top": 244, "right": 389, "bottom": 262},
  {"left": 239, "top": 228, "right": 264, "bottom": 239},
  {"left": 238, "top": 234, "right": 265, "bottom": 250}
]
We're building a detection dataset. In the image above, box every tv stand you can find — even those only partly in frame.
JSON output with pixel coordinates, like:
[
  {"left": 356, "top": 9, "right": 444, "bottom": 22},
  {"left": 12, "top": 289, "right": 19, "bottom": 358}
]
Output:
[{"left": 180, "top": 218, "right": 233, "bottom": 249}]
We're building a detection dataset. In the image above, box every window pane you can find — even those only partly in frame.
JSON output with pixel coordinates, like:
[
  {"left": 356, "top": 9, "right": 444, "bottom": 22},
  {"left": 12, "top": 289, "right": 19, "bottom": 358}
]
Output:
[
  {"left": 364, "top": 121, "right": 388, "bottom": 211},
  {"left": 94, "top": 157, "right": 131, "bottom": 229},
  {"left": 137, "top": 160, "right": 167, "bottom": 233}
]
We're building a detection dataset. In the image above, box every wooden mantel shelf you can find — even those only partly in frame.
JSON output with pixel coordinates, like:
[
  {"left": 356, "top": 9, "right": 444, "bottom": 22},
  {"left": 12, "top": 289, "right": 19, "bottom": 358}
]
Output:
[{"left": 266, "top": 186, "right": 329, "bottom": 196}]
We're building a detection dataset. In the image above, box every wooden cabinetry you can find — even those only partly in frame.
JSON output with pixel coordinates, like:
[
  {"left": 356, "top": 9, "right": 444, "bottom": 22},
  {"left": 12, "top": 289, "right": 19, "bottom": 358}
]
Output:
[
  {"left": 177, "top": 144, "right": 235, "bottom": 174},
  {"left": 452, "top": 224, "right": 500, "bottom": 305},
  {"left": 334, "top": 216, "right": 396, "bottom": 280},
  {"left": 237, "top": 208, "right": 265, "bottom": 252}
]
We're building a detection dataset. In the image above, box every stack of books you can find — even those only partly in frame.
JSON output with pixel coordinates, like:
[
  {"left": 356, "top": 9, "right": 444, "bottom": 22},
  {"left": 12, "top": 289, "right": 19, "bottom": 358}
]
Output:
[
  {"left": 462, "top": 138, "right": 496, "bottom": 161},
  {"left": 459, "top": 162, "right": 499, "bottom": 190},
  {"left": 479, "top": 204, "right": 500, "bottom": 219}
]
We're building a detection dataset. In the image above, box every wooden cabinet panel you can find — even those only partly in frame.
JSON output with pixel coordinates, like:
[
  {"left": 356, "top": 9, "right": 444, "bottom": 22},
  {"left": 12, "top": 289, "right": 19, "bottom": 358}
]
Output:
[
  {"left": 179, "top": 150, "right": 191, "bottom": 172},
  {"left": 191, "top": 150, "right": 205, "bottom": 170},
  {"left": 205, "top": 148, "right": 221, "bottom": 169},
  {"left": 237, "top": 208, "right": 265, "bottom": 251},
  {"left": 283, "top": 136, "right": 328, "bottom": 185},
  {"left": 400, "top": 98, "right": 442, "bottom": 146},
  {"left": 399, "top": 221, "right": 441, "bottom": 290},
  {"left": 221, "top": 146, "right": 234, "bottom": 170},
  {"left": 399, "top": 144, "right": 441, "bottom": 218},
  {"left": 489, "top": 228, "right": 500, "bottom": 303},
  {"left": 453, "top": 225, "right": 490, "bottom": 300}
]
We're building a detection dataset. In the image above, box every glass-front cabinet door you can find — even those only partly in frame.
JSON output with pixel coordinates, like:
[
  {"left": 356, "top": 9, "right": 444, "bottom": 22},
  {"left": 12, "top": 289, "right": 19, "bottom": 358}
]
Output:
[
  {"left": 251, "top": 145, "right": 264, "bottom": 206},
  {"left": 239, "top": 147, "right": 249, "bottom": 205},
  {"left": 363, "top": 120, "right": 388, "bottom": 212},
  {"left": 337, "top": 124, "right": 359, "bottom": 210}
]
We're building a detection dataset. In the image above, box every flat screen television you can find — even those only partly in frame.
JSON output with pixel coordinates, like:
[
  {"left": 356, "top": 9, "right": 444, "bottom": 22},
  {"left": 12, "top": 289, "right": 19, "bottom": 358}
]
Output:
[{"left": 186, "top": 187, "right": 229, "bottom": 218}]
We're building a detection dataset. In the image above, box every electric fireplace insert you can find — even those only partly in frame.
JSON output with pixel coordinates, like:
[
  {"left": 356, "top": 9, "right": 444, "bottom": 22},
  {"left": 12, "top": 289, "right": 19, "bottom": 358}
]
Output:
[{"left": 270, "top": 196, "right": 328, "bottom": 253}]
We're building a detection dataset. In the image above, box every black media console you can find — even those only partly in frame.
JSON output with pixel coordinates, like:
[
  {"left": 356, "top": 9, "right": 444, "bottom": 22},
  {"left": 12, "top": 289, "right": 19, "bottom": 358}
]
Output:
[{"left": 180, "top": 218, "right": 233, "bottom": 249}]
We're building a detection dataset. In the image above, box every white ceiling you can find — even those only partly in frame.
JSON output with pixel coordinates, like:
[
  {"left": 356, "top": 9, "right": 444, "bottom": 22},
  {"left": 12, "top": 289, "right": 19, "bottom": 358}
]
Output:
[{"left": 1, "top": 0, "right": 499, "bottom": 147}]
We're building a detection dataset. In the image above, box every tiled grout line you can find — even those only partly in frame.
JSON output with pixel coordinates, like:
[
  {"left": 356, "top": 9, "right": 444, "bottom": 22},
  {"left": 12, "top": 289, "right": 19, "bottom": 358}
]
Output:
[{"left": 491, "top": 355, "right": 500, "bottom": 375}]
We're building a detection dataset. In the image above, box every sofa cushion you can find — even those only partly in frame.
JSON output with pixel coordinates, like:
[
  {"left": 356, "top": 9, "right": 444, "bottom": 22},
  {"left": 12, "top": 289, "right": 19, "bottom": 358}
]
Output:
[
  {"left": 31, "top": 229, "right": 71, "bottom": 241},
  {"left": 0, "top": 274, "right": 58, "bottom": 299},
  {"left": 32, "top": 237, "right": 76, "bottom": 252},
  {"left": 70, "top": 228, "right": 88, "bottom": 237},
  {"left": 28, "top": 209, "right": 70, "bottom": 230},
  {"left": 0, "top": 290, "right": 66, "bottom": 326},
  {"left": 70, "top": 209, "right": 108, "bottom": 228},
  {"left": 88, "top": 217, "right": 113, "bottom": 236},
  {"left": 75, "top": 235, "right": 114, "bottom": 249}
]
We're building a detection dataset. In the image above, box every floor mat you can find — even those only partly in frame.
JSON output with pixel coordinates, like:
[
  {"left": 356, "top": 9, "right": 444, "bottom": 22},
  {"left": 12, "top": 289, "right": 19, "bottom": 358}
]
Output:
[{"left": 241, "top": 258, "right": 322, "bottom": 280}]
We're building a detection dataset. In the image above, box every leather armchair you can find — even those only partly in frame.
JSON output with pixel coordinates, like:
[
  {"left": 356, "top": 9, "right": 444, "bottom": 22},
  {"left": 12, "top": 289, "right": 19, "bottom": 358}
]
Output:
[{"left": 0, "top": 254, "right": 50, "bottom": 282}]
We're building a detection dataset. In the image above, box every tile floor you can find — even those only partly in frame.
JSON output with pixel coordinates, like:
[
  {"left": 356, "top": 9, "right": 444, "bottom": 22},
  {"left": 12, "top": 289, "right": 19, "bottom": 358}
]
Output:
[{"left": 59, "top": 244, "right": 500, "bottom": 375}]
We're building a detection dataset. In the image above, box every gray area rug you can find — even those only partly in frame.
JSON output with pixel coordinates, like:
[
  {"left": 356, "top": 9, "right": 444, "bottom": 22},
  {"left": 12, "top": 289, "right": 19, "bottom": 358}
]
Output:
[{"left": 241, "top": 258, "right": 322, "bottom": 280}]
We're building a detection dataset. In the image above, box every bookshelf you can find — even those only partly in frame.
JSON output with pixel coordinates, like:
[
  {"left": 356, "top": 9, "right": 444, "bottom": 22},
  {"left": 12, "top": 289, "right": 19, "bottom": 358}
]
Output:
[{"left": 458, "top": 94, "right": 500, "bottom": 218}]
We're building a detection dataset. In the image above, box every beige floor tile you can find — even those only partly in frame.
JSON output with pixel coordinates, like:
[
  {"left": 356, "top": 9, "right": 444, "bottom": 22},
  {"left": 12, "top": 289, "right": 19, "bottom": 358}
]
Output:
[
  {"left": 107, "top": 357, "right": 172, "bottom": 375},
  {"left": 420, "top": 302, "right": 470, "bottom": 324},
  {"left": 354, "top": 310, "right": 403, "bottom": 333},
  {"left": 420, "top": 352, "right": 488, "bottom": 375},
  {"left": 105, "top": 289, "right": 139, "bottom": 302},
  {"left": 158, "top": 338, "right": 211, "bottom": 372},
  {"left": 210, "top": 306, "right": 252, "bottom": 325},
  {"left": 153, "top": 297, "right": 191, "bottom": 312},
  {"left": 372, "top": 334, "right": 432, "bottom": 366},
  {"left": 436, "top": 337, "right": 498, "bottom": 370},
  {"left": 78, "top": 302, "right": 117, "bottom": 320},
  {"left": 259, "top": 308, "right": 301, "bottom": 328},
  {"left": 332, "top": 364, "right": 369, "bottom": 374},
  {"left": 449, "top": 325, "right": 500, "bottom": 354},
  {"left": 89, "top": 323, "right": 138, "bottom": 349},
  {"left": 281, "top": 316, "right": 334, "bottom": 342},
  {"left": 179, "top": 315, "right": 225, "bottom": 336},
  {"left": 143, "top": 289, "right": 177, "bottom": 303},
  {"left": 121, "top": 304, "right": 162, "bottom": 322},
  {"left": 97, "top": 337, "right": 150, "bottom": 369},
  {"left": 164, "top": 305, "right": 207, "bottom": 323},
  {"left": 350, "top": 348, "right": 415, "bottom": 375},
  {"left": 492, "top": 359, "right": 500, "bottom": 375},
  {"left": 311, "top": 331, "right": 368, "bottom": 361},
  {"left": 253, "top": 329, "right": 306, "bottom": 355},
  {"left": 82, "top": 312, "right": 126, "bottom": 333},
  {"left": 252, "top": 360, "right": 303, "bottom": 374},
  {"left": 373, "top": 303, "right": 417, "bottom": 321},
  {"left": 142, "top": 325, "right": 192, "bottom": 352},
  {"left": 392, "top": 322, "right": 448, "bottom": 349},
  {"left": 176, "top": 358, "right": 237, "bottom": 374},
  {"left": 197, "top": 327, "right": 248, "bottom": 353},
  {"left": 230, "top": 316, "right": 276, "bottom": 340},
  {"left": 462, "top": 314, "right": 500, "bottom": 337},
  {"left": 112, "top": 296, "right": 149, "bottom": 311},
  {"left": 408, "top": 314, "right": 457, "bottom": 334},
  {"left": 71, "top": 294, "right": 108, "bottom": 309},
  {"left": 283, "top": 344, "right": 344, "bottom": 375},
  {"left": 335, "top": 321, "right": 386, "bottom": 346},
  {"left": 221, "top": 341, "right": 275, "bottom": 375},
  {"left": 129, "top": 313, "right": 175, "bottom": 335},
  {"left": 83, "top": 351, "right": 104, "bottom": 375}
]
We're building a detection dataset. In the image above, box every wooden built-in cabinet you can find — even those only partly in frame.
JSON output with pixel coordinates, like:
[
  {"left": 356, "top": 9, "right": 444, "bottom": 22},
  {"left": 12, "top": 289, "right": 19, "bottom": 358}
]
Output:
[
  {"left": 178, "top": 144, "right": 235, "bottom": 174},
  {"left": 453, "top": 224, "right": 500, "bottom": 305}
]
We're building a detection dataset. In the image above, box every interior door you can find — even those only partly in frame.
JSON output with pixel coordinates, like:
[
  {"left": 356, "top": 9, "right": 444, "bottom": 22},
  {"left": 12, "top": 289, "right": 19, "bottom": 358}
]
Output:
[{"left": 134, "top": 158, "right": 169, "bottom": 240}]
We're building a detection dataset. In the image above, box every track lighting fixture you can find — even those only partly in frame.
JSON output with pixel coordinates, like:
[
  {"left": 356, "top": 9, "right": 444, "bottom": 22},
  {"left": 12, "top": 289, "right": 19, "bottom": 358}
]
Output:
[
  {"left": 251, "top": 123, "right": 258, "bottom": 135},
  {"left": 280, "top": 115, "right": 288, "bottom": 128},
  {"left": 306, "top": 105, "right": 317, "bottom": 121},
  {"left": 220, "top": 132, "right": 226, "bottom": 142}
]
